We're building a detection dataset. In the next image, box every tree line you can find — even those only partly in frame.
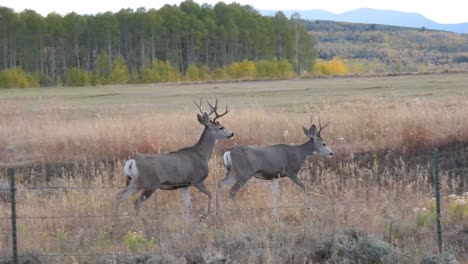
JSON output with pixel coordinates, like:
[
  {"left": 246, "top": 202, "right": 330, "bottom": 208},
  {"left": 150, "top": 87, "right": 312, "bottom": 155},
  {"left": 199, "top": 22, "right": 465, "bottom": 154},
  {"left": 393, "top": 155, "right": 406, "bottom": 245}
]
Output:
[{"left": 0, "top": 1, "right": 316, "bottom": 87}]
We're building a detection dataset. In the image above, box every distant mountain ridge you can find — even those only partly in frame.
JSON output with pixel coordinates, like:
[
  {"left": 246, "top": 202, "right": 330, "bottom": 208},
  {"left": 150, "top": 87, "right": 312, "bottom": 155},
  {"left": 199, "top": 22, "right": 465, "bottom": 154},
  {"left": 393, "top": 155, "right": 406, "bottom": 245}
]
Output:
[{"left": 260, "top": 8, "right": 468, "bottom": 34}]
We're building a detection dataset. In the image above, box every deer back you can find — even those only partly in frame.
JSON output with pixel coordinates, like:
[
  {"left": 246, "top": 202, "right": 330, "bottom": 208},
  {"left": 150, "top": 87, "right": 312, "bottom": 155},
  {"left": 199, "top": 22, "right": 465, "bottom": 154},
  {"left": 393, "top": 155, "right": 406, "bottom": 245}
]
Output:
[
  {"left": 229, "top": 144, "right": 303, "bottom": 178},
  {"left": 132, "top": 150, "right": 209, "bottom": 188}
]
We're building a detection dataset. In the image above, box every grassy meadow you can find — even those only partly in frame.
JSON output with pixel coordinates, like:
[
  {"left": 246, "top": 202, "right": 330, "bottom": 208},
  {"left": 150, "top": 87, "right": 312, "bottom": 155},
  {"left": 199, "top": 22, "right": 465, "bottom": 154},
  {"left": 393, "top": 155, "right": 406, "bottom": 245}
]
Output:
[{"left": 0, "top": 73, "right": 467, "bottom": 263}]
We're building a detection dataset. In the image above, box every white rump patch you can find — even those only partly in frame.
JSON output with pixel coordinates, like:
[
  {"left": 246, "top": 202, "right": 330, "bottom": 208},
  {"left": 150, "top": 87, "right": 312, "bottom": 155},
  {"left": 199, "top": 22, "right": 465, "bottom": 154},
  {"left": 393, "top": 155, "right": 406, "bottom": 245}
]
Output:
[
  {"left": 124, "top": 159, "right": 139, "bottom": 181},
  {"left": 223, "top": 151, "right": 232, "bottom": 171}
]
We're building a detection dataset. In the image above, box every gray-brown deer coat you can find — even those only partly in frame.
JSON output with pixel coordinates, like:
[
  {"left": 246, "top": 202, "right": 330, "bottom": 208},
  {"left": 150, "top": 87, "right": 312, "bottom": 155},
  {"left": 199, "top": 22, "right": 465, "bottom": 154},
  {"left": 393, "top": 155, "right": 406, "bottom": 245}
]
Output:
[
  {"left": 112, "top": 99, "right": 233, "bottom": 228},
  {"left": 216, "top": 123, "right": 332, "bottom": 212}
]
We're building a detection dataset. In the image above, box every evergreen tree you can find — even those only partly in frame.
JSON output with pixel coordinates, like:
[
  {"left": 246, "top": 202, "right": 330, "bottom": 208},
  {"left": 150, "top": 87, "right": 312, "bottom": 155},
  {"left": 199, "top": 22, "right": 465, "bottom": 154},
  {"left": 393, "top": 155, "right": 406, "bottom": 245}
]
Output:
[{"left": 0, "top": 2, "right": 316, "bottom": 87}]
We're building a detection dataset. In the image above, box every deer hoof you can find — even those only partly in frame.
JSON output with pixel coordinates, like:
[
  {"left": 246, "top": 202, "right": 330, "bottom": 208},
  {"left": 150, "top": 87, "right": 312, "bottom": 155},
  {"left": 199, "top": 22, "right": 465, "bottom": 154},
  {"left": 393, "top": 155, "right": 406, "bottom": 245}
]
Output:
[{"left": 199, "top": 212, "right": 210, "bottom": 222}]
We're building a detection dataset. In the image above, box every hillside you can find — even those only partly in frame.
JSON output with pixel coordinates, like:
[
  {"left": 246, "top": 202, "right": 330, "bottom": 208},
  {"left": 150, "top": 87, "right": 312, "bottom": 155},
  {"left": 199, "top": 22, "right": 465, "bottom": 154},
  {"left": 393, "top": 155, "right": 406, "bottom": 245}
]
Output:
[
  {"left": 308, "top": 20, "right": 468, "bottom": 74},
  {"left": 260, "top": 8, "right": 468, "bottom": 33}
]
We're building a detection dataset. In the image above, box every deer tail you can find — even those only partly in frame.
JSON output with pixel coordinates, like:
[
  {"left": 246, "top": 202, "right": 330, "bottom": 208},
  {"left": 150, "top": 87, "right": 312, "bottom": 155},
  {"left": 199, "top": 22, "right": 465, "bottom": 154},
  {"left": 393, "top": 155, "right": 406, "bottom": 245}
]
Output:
[
  {"left": 223, "top": 151, "right": 232, "bottom": 173},
  {"left": 124, "top": 159, "right": 139, "bottom": 182}
]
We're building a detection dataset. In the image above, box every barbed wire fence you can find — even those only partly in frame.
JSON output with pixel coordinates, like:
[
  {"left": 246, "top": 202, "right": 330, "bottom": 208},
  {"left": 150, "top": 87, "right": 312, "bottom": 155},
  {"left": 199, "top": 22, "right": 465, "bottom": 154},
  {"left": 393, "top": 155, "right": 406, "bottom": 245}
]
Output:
[{"left": 0, "top": 148, "right": 467, "bottom": 263}]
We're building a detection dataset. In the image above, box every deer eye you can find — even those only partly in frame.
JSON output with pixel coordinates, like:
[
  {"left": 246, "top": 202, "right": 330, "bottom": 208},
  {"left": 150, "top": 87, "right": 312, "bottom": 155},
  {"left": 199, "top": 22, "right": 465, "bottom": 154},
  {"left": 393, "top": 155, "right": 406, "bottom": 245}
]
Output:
[
  {"left": 322, "top": 142, "right": 327, "bottom": 146},
  {"left": 219, "top": 126, "right": 224, "bottom": 130}
]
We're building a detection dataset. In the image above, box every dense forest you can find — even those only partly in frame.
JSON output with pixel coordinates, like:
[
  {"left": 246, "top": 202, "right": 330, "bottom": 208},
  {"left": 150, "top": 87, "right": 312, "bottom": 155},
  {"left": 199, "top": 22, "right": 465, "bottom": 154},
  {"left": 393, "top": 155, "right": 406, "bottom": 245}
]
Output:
[
  {"left": 0, "top": 1, "right": 315, "bottom": 87},
  {"left": 2, "top": 1, "right": 468, "bottom": 88}
]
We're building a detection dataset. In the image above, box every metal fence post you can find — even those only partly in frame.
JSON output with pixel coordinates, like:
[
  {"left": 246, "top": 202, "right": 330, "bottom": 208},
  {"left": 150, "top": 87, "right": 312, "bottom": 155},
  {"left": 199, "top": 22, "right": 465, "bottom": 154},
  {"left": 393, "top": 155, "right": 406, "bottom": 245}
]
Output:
[
  {"left": 8, "top": 167, "right": 18, "bottom": 264},
  {"left": 432, "top": 148, "right": 442, "bottom": 254}
]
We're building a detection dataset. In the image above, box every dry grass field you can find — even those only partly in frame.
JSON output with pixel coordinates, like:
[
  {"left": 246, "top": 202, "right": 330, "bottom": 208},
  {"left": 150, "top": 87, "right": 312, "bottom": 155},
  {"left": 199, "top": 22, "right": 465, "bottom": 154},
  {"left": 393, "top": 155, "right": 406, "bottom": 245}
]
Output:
[{"left": 0, "top": 73, "right": 467, "bottom": 263}]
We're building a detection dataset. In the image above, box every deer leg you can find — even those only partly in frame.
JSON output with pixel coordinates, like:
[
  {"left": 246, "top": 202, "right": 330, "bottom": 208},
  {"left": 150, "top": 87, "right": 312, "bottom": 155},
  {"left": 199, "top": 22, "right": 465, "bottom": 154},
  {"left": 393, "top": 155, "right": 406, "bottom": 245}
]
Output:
[
  {"left": 287, "top": 174, "right": 311, "bottom": 208},
  {"left": 112, "top": 183, "right": 139, "bottom": 230},
  {"left": 193, "top": 183, "right": 212, "bottom": 219},
  {"left": 271, "top": 179, "right": 280, "bottom": 216},
  {"left": 180, "top": 187, "right": 192, "bottom": 219},
  {"left": 134, "top": 188, "right": 157, "bottom": 212},
  {"left": 216, "top": 173, "right": 236, "bottom": 213},
  {"left": 229, "top": 178, "right": 249, "bottom": 211}
]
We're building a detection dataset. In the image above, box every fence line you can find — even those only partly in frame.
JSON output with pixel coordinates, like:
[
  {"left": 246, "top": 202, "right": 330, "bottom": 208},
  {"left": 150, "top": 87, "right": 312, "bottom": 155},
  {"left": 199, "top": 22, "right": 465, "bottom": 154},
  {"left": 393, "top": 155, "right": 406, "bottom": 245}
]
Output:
[
  {"left": 3, "top": 181, "right": 457, "bottom": 195},
  {"left": 8, "top": 167, "right": 18, "bottom": 264},
  {"left": 0, "top": 192, "right": 463, "bottom": 221},
  {"left": 1, "top": 149, "right": 467, "bottom": 262},
  {"left": 0, "top": 193, "right": 457, "bottom": 221},
  {"left": 3, "top": 165, "right": 467, "bottom": 191},
  {"left": 433, "top": 148, "right": 443, "bottom": 254},
  {"left": 2, "top": 179, "right": 346, "bottom": 190},
  {"left": 7, "top": 181, "right": 468, "bottom": 191}
]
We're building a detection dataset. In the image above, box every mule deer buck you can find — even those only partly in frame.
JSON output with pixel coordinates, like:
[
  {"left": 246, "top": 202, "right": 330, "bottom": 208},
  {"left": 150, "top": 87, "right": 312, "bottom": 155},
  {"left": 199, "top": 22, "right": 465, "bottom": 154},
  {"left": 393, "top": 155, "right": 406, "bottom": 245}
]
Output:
[
  {"left": 216, "top": 121, "right": 332, "bottom": 214},
  {"left": 112, "top": 98, "right": 234, "bottom": 227}
]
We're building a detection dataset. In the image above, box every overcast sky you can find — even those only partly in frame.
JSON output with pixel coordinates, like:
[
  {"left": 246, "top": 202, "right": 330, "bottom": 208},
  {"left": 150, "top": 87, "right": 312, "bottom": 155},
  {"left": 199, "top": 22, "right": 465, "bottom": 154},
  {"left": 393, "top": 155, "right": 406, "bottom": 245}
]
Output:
[{"left": 2, "top": 0, "right": 467, "bottom": 24}]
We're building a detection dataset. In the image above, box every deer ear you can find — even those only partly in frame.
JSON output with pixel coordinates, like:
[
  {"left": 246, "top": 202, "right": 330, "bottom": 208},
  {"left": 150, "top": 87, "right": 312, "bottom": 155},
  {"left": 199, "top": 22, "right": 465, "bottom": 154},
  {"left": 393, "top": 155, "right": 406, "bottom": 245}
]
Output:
[
  {"left": 197, "top": 113, "right": 203, "bottom": 124},
  {"left": 197, "top": 113, "right": 210, "bottom": 125},
  {"left": 309, "top": 124, "right": 318, "bottom": 137},
  {"left": 203, "top": 113, "right": 212, "bottom": 125},
  {"left": 303, "top": 126, "right": 311, "bottom": 138}
]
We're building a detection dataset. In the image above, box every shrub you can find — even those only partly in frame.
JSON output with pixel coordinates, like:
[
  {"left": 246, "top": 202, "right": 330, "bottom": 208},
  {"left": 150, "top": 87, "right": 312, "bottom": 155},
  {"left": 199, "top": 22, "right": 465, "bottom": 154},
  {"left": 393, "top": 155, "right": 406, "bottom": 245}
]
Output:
[
  {"left": 448, "top": 193, "right": 468, "bottom": 221},
  {"left": 94, "top": 51, "right": 111, "bottom": 84},
  {"left": 94, "top": 254, "right": 183, "bottom": 264},
  {"left": 413, "top": 207, "right": 435, "bottom": 227},
  {"left": 356, "top": 236, "right": 401, "bottom": 263},
  {"left": 0, "top": 67, "right": 39, "bottom": 88},
  {"left": 141, "top": 60, "right": 181, "bottom": 83},
  {"left": 227, "top": 60, "right": 256, "bottom": 80},
  {"left": 276, "top": 231, "right": 401, "bottom": 263},
  {"left": 166, "top": 63, "right": 181, "bottom": 82},
  {"left": 452, "top": 55, "right": 468, "bottom": 64},
  {"left": 198, "top": 65, "right": 210, "bottom": 81},
  {"left": 109, "top": 55, "right": 130, "bottom": 84},
  {"left": 211, "top": 67, "right": 228, "bottom": 80},
  {"left": 255, "top": 60, "right": 278, "bottom": 78},
  {"left": 122, "top": 231, "right": 154, "bottom": 253},
  {"left": 130, "top": 69, "right": 140, "bottom": 83},
  {"left": 312, "top": 57, "right": 349, "bottom": 76},
  {"left": 184, "top": 64, "right": 200, "bottom": 81},
  {"left": 277, "top": 59, "right": 296, "bottom": 79},
  {"left": 420, "top": 252, "right": 458, "bottom": 264},
  {"left": 65, "top": 67, "right": 93, "bottom": 86}
]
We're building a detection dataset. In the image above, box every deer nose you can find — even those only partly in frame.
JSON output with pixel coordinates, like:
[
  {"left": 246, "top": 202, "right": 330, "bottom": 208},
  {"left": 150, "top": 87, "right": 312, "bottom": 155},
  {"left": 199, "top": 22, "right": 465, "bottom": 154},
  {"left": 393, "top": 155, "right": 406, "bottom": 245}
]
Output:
[
  {"left": 329, "top": 152, "right": 334, "bottom": 157},
  {"left": 228, "top": 132, "right": 234, "bottom": 138}
]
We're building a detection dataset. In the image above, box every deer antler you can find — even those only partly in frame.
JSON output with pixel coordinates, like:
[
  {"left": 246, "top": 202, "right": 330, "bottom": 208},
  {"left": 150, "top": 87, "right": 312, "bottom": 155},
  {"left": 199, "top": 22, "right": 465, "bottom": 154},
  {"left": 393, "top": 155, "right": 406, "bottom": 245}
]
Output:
[
  {"left": 317, "top": 116, "right": 329, "bottom": 137},
  {"left": 206, "top": 98, "right": 218, "bottom": 116},
  {"left": 194, "top": 98, "right": 204, "bottom": 114},
  {"left": 207, "top": 98, "right": 229, "bottom": 122}
]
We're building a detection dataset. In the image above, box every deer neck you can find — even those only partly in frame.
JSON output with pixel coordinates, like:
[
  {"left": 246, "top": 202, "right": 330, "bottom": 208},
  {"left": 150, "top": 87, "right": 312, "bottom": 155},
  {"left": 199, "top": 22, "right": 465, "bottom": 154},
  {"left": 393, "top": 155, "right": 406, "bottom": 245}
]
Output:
[
  {"left": 194, "top": 127, "right": 217, "bottom": 161},
  {"left": 295, "top": 139, "right": 318, "bottom": 162}
]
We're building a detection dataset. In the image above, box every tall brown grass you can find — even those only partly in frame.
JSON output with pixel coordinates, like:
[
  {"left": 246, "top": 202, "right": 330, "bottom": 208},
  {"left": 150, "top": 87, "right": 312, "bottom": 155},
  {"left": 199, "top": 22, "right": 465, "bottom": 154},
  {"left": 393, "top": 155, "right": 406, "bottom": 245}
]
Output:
[
  {"left": 0, "top": 154, "right": 466, "bottom": 263},
  {"left": 2, "top": 95, "right": 468, "bottom": 164},
  {"left": 0, "top": 95, "right": 467, "bottom": 263}
]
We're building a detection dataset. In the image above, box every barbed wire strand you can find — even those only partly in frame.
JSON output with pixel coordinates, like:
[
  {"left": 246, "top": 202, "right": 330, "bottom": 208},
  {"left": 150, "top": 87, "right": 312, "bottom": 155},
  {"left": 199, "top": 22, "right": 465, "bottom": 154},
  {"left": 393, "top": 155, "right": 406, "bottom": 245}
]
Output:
[
  {"left": 0, "top": 193, "right": 464, "bottom": 221},
  {"left": 4, "top": 171, "right": 468, "bottom": 191},
  {"left": 0, "top": 167, "right": 465, "bottom": 258},
  {"left": 0, "top": 194, "right": 464, "bottom": 260}
]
